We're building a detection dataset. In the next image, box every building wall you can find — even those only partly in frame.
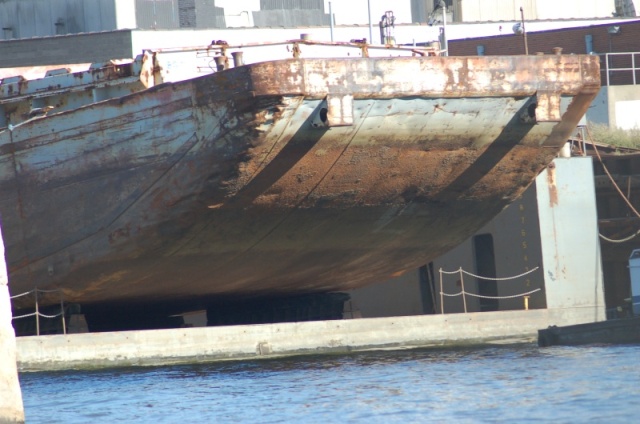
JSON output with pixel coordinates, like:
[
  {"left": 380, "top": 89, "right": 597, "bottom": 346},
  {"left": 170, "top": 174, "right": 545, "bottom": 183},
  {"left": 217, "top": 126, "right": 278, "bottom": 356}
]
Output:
[
  {"left": 347, "top": 271, "right": 425, "bottom": 318},
  {"left": 449, "top": 19, "right": 640, "bottom": 59},
  {"left": 435, "top": 0, "right": 617, "bottom": 22},
  {"left": 608, "top": 85, "right": 640, "bottom": 129},
  {"left": 0, "top": 0, "right": 118, "bottom": 39},
  {"left": 0, "top": 30, "right": 133, "bottom": 67},
  {"left": 114, "top": 0, "right": 137, "bottom": 29},
  {"left": 588, "top": 87, "right": 611, "bottom": 126},
  {"left": 0, "top": 0, "right": 629, "bottom": 40}
]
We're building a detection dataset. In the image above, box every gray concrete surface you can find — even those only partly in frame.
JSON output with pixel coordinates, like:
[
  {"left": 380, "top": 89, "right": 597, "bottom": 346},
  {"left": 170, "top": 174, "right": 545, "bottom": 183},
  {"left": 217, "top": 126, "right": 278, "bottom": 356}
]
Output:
[
  {"left": 17, "top": 306, "right": 596, "bottom": 372},
  {"left": 0, "top": 226, "right": 24, "bottom": 423}
]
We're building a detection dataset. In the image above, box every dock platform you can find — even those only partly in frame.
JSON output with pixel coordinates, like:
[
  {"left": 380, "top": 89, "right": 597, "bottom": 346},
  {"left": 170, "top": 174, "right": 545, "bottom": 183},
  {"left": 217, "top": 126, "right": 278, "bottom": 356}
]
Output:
[
  {"left": 538, "top": 317, "right": 640, "bottom": 347},
  {"left": 17, "top": 308, "right": 599, "bottom": 372}
]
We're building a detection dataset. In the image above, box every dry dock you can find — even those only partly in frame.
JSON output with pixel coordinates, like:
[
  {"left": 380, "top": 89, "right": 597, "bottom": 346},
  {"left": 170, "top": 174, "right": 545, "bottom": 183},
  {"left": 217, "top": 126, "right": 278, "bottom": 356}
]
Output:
[{"left": 16, "top": 307, "right": 597, "bottom": 372}]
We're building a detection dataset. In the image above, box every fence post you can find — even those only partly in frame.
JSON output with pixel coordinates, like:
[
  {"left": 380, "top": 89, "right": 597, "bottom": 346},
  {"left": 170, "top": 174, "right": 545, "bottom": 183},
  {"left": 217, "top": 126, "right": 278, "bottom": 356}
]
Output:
[
  {"left": 460, "top": 268, "right": 467, "bottom": 313},
  {"left": 439, "top": 268, "right": 444, "bottom": 314},
  {"left": 60, "top": 294, "right": 66, "bottom": 335},
  {"left": 35, "top": 289, "right": 40, "bottom": 336}
]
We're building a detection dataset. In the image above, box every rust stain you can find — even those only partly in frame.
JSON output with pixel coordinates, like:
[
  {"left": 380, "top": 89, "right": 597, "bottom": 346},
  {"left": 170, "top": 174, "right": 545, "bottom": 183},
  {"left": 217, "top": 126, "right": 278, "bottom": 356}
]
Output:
[{"left": 547, "top": 163, "right": 558, "bottom": 207}]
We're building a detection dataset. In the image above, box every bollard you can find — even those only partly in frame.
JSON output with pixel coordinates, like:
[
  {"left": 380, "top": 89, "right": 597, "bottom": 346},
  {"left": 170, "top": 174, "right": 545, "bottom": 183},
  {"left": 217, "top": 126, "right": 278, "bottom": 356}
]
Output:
[
  {"left": 231, "top": 51, "right": 244, "bottom": 67},
  {"left": 524, "top": 295, "right": 530, "bottom": 310},
  {"left": 0, "top": 225, "right": 25, "bottom": 423},
  {"left": 214, "top": 56, "right": 228, "bottom": 71}
]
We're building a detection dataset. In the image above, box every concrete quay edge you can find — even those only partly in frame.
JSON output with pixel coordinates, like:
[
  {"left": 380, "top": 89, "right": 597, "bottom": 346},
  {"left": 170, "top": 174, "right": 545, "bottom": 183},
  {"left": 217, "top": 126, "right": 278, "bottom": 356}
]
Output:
[{"left": 16, "top": 307, "right": 599, "bottom": 372}]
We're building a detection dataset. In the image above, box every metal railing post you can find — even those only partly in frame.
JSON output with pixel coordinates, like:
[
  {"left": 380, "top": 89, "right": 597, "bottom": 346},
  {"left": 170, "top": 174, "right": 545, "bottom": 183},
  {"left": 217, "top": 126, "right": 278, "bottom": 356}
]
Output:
[
  {"left": 439, "top": 268, "right": 444, "bottom": 314},
  {"left": 34, "top": 289, "right": 40, "bottom": 336},
  {"left": 60, "top": 293, "right": 66, "bottom": 335},
  {"left": 460, "top": 268, "right": 467, "bottom": 313}
]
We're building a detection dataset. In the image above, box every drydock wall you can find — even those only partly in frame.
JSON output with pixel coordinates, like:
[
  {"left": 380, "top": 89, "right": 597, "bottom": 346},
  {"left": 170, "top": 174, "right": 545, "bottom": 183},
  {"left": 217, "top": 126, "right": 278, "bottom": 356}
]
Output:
[
  {"left": 0, "top": 226, "right": 24, "bottom": 423},
  {"left": 538, "top": 157, "right": 605, "bottom": 319},
  {"left": 17, "top": 308, "right": 588, "bottom": 372}
]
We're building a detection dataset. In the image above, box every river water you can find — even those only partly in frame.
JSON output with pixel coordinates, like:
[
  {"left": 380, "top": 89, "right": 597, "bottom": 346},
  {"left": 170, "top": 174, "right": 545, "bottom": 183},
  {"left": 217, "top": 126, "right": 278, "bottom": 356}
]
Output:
[{"left": 19, "top": 343, "right": 640, "bottom": 423}]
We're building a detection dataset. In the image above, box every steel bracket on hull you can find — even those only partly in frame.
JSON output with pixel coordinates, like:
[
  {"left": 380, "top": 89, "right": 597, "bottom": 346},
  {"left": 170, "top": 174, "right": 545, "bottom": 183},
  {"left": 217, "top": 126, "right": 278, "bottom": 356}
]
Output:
[
  {"left": 534, "top": 91, "right": 562, "bottom": 122},
  {"left": 326, "top": 94, "right": 354, "bottom": 127}
]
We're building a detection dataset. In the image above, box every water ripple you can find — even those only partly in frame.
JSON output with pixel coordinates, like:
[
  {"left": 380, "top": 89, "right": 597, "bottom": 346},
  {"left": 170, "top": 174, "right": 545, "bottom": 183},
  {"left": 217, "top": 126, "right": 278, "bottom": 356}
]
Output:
[{"left": 20, "top": 343, "right": 640, "bottom": 423}]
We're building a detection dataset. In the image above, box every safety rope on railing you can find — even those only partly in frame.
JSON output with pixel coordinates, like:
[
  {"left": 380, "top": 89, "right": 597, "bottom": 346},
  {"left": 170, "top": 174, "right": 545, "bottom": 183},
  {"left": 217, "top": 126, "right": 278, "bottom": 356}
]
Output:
[
  {"left": 8, "top": 291, "right": 33, "bottom": 300},
  {"left": 588, "top": 126, "right": 640, "bottom": 243},
  {"left": 438, "top": 266, "right": 541, "bottom": 314},
  {"left": 439, "top": 268, "right": 463, "bottom": 275},
  {"left": 599, "top": 230, "right": 640, "bottom": 243},
  {"left": 11, "top": 312, "right": 37, "bottom": 320},
  {"left": 460, "top": 267, "right": 539, "bottom": 281},
  {"left": 439, "top": 266, "right": 538, "bottom": 280},
  {"left": 11, "top": 310, "right": 64, "bottom": 319},
  {"left": 440, "top": 288, "right": 541, "bottom": 299},
  {"left": 9, "top": 287, "right": 62, "bottom": 299},
  {"left": 9, "top": 287, "right": 66, "bottom": 335}
]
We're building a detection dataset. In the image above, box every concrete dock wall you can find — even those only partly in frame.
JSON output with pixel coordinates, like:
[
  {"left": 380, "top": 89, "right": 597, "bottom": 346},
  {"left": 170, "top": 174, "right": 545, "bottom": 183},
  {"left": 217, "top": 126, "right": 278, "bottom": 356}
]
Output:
[
  {"left": 17, "top": 306, "right": 595, "bottom": 372},
  {"left": 0, "top": 226, "right": 24, "bottom": 423}
]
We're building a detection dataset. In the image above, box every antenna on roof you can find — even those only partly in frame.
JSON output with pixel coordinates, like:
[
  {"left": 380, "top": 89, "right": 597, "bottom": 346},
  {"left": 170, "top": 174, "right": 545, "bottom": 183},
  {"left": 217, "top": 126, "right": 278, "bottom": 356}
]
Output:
[{"left": 517, "top": 7, "right": 529, "bottom": 55}]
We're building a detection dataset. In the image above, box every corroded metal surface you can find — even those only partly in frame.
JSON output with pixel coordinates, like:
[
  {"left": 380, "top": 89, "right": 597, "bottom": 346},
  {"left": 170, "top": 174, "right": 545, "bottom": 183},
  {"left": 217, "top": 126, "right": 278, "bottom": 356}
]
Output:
[{"left": 0, "top": 53, "right": 600, "bottom": 309}]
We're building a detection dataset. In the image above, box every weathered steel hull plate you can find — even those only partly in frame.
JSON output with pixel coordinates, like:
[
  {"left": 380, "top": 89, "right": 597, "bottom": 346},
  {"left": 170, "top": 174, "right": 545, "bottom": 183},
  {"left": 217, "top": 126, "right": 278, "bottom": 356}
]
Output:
[{"left": 0, "top": 55, "right": 600, "bottom": 308}]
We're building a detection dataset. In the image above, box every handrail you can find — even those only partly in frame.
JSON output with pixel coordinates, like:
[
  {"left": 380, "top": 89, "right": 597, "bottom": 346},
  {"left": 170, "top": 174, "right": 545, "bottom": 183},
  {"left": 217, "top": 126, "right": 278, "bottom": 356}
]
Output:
[
  {"left": 10, "top": 287, "right": 66, "bottom": 336},
  {"left": 148, "top": 37, "right": 443, "bottom": 56},
  {"left": 438, "top": 266, "right": 540, "bottom": 314},
  {"left": 603, "top": 52, "right": 639, "bottom": 86}
]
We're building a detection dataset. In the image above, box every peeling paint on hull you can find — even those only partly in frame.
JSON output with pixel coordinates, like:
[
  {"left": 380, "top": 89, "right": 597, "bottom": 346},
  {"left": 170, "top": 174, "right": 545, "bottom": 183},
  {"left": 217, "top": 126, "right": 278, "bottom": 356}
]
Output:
[{"left": 0, "top": 54, "right": 600, "bottom": 309}]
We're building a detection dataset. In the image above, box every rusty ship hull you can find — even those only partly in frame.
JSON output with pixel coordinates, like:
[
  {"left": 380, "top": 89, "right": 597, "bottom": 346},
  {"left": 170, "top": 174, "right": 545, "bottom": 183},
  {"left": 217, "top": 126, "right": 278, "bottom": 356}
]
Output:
[{"left": 0, "top": 49, "right": 600, "bottom": 310}]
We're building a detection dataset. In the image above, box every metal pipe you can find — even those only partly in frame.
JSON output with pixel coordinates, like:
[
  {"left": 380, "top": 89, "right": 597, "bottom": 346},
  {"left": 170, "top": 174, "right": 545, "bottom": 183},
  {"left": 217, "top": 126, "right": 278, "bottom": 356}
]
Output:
[
  {"left": 60, "top": 296, "right": 66, "bottom": 335},
  {"left": 439, "top": 268, "right": 444, "bottom": 314},
  {"left": 460, "top": 268, "right": 467, "bottom": 313},
  {"left": 329, "top": 1, "right": 334, "bottom": 42},
  {"left": 367, "top": 0, "right": 373, "bottom": 43},
  {"left": 35, "top": 289, "right": 39, "bottom": 336},
  {"left": 520, "top": 7, "right": 529, "bottom": 55}
]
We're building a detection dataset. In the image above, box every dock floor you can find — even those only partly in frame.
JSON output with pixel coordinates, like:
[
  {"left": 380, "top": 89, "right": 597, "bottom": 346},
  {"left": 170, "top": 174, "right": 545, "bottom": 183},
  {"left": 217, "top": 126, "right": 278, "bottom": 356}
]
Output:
[{"left": 17, "top": 308, "right": 600, "bottom": 372}]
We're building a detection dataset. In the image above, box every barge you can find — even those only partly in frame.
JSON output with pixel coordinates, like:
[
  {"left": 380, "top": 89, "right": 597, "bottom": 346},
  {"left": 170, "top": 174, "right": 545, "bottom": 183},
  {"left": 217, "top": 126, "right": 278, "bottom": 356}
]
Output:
[{"left": 0, "top": 39, "right": 600, "bottom": 317}]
